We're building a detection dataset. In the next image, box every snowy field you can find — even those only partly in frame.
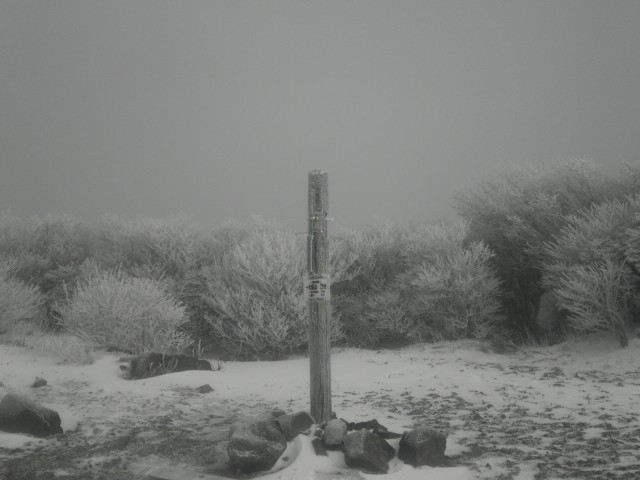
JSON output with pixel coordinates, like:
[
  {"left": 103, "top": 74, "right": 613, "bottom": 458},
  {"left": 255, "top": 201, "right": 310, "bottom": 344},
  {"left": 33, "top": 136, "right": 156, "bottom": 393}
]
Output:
[{"left": 1, "top": 333, "right": 640, "bottom": 479}]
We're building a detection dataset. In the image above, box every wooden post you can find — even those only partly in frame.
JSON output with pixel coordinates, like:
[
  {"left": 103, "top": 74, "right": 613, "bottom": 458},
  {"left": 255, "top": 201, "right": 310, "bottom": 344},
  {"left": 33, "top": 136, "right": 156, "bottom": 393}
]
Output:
[{"left": 306, "top": 169, "right": 332, "bottom": 423}]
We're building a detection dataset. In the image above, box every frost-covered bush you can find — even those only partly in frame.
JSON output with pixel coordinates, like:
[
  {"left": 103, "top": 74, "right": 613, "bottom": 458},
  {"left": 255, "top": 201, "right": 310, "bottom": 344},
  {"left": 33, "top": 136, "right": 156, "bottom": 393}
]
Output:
[
  {"left": 555, "top": 259, "right": 632, "bottom": 347},
  {"left": 330, "top": 220, "right": 423, "bottom": 347},
  {"left": 94, "top": 213, "right": 209, "bottom": 279},
  {"left": 60, "top": 268, "right": 190, "bottom": 354},
  {"left": 398, "top": 222, "right": 503, "bottom": 341},
  {"left": 93, "top": 214, "right": 249, "bottom": 341},
  {"left": 333, "top": 221, "right": 503, "bottom": 346},
  {"left": 543, "top": 195, "right": 640, "bottom": 346},
  {"left": 0, "top": 259, "right": 45, "bottom": 334},
  {"left": 201, "top": 228, "right": 351, "bottom": 359},
  {"left": 455, "top": 159, "right": 640, "bottom": 341},
  {"left": 0, "top": 212, "right": 93, "bottom": 329}
]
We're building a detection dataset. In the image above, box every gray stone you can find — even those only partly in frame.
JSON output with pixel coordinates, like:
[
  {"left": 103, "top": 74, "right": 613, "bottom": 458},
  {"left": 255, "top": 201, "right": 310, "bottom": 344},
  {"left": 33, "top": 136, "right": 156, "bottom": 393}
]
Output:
[
  {"left": 344, "top": 429, "right": 395, "bottom": 474},
  {"left": 0, "top": 393, "right": 63, "bottom": 437},
  {"left": 32, "top": 377, "right": 47, "bottom": 388},
  {"left": 195, "top": 384, "right": 214, "bottom": 394},
  {"left": 311, "top": 437, "right": 328, "bottom": 456},
  {"left": 398, "top": 428, "right": 446, "bottom": 467},
  {"left": 323, "top": 418, "right": 348, "bottom": 449},
  {"left": 276, "top": 411, "right": 315, "bottom": 441},
  {"left": 227, "top": 415, "right": 287, "bottom": 473}
]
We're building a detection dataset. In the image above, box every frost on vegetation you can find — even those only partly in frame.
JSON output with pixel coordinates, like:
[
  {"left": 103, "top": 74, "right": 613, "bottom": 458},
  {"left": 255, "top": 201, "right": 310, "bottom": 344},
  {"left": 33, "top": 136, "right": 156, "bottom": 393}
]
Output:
[
  {"left": 0, "top": 257, "right": 45, "bottom": 334},
  {"left": 555, "top": 258, "right": 632, "bottom": 347},
  {"left": 202, "top": 229, "right": 350, "bottom": 359},
  {"left": 454, "top": 159, "right": 640, "bottom": 340},
  {"left": 60, "top": 268, "right": 190, "bottom": 355},
  {"left": 332, "top": 220, "right": 503, "bottom": 346},
  {"left": 398, "top": 222, "right": 503, "bottom": 341},
  {"left": 95, "top": 213, "right": 208, "bottom": 280},
  {"left": 542, "top": 195, "right": 640, "bottom": 347}
]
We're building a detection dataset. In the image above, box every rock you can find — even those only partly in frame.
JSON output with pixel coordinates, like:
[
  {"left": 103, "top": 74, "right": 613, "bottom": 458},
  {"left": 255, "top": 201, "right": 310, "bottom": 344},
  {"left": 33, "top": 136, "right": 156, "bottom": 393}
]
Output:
[
  {"left": 323, "top": 418, "right": 348, "bottom": 449},
  {"left": 227, "top": 415, "right": 287, "bottom": 473},
  {"left": 0, "top": 393, "right": 63, "bottom": 437},
  {"left": 32, "top": 377, "right": 47, "bottom": 388},
  {"left": 344, "top": 429, "right": 395, "bottom": 474},
  {"left": 347, "top": 418, "right": 387, "bottom": 432},
  {"left": 271, "top": 409, "right": 287, "bottom": 419},
  {"left": 276, "top": 411, "right": 315, "bottom": 441},
  {"left": 346, "top": 418, "right": 402, "bottom": 439},
  {"left": 129, "top": 353, "right": 212, "bottom": 379},
  {"left": 398, "top": 428, "right": 446, "bottom": 467},
  {"left": 312, "top": 437, "right": 328, "bottom": 456},
  {"left": 196, "top": 384, "right": 214, "bottom": 394}
]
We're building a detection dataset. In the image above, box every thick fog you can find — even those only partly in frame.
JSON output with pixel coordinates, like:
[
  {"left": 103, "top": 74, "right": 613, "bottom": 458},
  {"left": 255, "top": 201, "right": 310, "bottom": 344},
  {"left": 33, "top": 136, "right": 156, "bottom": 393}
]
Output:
[{"left": 1, "top": 1, "right": 638, "bottom": 229}]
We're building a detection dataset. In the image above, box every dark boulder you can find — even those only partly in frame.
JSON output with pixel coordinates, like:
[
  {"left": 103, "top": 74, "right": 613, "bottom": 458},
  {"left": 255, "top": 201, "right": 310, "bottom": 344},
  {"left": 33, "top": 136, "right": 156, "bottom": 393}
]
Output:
[
  {"left": 344, "top": 429, "right": 395, "bottom": 474},
  {"left": 398, "top": 428, "right": 446, "bottom": 467},
  {"left": 0, "top": 393, "right": 63, "bottom": 437},
  {"left": 129, "top": 353, "right": 212, "bottom": 379},
  {"left": 227, "top": 414, "right": 287, "bottom": 473},
  {"left": 276, "top": 411, "right": 315, "bottom": 441}
]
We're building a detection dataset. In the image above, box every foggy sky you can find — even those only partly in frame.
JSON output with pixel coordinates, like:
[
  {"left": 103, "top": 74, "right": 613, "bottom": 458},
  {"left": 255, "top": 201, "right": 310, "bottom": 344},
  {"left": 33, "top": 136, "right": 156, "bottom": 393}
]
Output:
[{"left": 1, "top": 1, "right": 639, "bottom": 230}]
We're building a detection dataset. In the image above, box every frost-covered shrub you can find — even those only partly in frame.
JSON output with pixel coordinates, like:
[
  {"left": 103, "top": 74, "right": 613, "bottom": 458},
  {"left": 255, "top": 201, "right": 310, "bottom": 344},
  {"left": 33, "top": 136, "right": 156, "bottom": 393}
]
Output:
[
  {"left": 94, "top": 213, "right": 209, "bottom": 279},
  {"left": 60, "top": 268, "right": 190, "bottom": 354},
  {"left": 202, "top": 228, "right": 350, "bottom": 359},
  {"left": 555, "top": 259, "right": 632, "bottom": 347},
  {"left": 93, "top": 214, "right": 250, "bottom": 342},
  {"left": 331, "top": 220, "right": 424, "bottom": 347},
  {"left": 398, "top": 222, "right": 503, "bottom": 341},
  {"left": 333, "top": 221, "right": 503, "bottom": 346},
  {"left": 0, "top": 212, "right": 93, "bottom": 329},
  {"left": 543, "top": 195, "right": 640, "bottom": 346},
  {"left": 455, "top": 159, "right": 640, "bottom": 340},
  {"left": 0, "top": 259, "right": 45, "bottom": 334}
]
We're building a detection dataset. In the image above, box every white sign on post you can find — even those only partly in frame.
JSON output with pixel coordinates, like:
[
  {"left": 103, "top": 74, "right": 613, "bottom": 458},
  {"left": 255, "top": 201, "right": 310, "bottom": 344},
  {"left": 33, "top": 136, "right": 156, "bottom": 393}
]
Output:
[{"left": 304, "top": 274, "right": 331, "bottom": 301}]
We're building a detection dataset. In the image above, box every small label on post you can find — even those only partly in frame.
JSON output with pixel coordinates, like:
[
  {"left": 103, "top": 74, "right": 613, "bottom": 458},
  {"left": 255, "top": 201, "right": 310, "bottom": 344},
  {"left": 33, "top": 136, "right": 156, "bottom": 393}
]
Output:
[{"left": 304, "top": 274, "right": 331, "bottom": 301}]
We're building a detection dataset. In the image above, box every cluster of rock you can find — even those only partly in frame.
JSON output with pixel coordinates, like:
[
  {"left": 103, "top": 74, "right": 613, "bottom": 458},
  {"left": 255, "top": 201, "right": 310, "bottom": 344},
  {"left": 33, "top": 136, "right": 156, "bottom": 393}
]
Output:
[
  {"left": 227, "top": 410, "right": 314, "bottom": 473},
  {"left": 227, "top": 410, "right": 447, "bottom": 474},
  {"left": 0, "top": 392, "right": 63, "bottom": 437}
]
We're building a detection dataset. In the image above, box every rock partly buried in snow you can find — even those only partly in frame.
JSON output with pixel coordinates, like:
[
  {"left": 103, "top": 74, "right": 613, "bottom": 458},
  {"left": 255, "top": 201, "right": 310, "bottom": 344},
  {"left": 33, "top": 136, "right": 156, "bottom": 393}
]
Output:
[
  {"left": 0, "top": 393, "right": 63, "bottom": 437},
  {"left": 398, "top": 428, "right": 447, "bottom": 467},
  {"left": 323, "top": 418, "right": 348, "bottom": 449},
  {"left": 312, "top": 437, "right": 328, "bottom": 456},
  {"left": 276, "top": 411, "right": 314, "bottom": 441},
  {"left": 227, "top": 414, "right": 287, "bottom": 473},
  {"left": 31, "top": 377, "right": 47, "bottom": 388},
  {"left": 344, "top": 429, "right": 395, "bottom": 474},
  {"left": 195, "top": 384, "right": 214, "bottom": 394},
  {"left": 128, "top": 353, "right": 212, "bottom": 379}
]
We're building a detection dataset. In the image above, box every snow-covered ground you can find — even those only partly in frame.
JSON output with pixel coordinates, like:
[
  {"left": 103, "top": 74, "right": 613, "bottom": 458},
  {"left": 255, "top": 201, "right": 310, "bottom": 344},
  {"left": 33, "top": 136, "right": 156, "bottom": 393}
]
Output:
[{"left": 1, "top": 333, "right": 640, "bottom": 479}]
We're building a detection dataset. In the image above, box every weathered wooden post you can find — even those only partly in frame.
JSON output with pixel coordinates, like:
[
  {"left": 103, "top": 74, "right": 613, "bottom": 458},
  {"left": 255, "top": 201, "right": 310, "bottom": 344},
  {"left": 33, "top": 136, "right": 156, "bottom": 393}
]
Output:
[{"left": 305, "top": 169, "right": 332, "bottom": 423}]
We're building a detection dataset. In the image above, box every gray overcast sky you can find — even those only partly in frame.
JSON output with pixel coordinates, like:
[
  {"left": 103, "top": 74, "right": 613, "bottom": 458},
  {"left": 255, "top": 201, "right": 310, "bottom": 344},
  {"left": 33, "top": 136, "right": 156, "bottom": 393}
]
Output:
[{"left": 1, "top": 1, "right": 639, "bottom": 230}]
